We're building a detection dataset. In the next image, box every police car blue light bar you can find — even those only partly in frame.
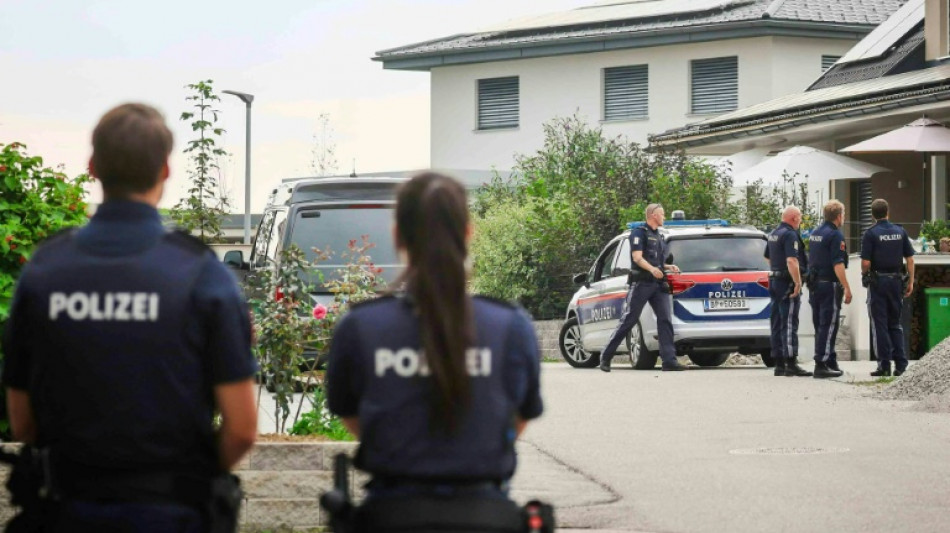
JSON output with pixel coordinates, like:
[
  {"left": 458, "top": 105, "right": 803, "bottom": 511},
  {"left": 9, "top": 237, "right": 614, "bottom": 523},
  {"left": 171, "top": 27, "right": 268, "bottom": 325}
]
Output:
[{"left": 626, "top": 219, "right": 731, "bottom": 230}]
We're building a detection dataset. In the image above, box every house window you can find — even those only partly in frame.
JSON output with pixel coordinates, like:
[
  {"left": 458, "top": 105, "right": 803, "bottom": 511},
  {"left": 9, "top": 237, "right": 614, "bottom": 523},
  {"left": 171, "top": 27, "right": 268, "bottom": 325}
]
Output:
[
  {"left": 477, "top": 77, "right": 519, "bottom": 130},
  {"left": 604, "top": 65, "right": 649, "bottom": 121},
  {"left": 690, "top": 56, "right": 738, "bottom": 115},
  {"left": 822, "top": 55, "right": 841, "bottom": 72}
]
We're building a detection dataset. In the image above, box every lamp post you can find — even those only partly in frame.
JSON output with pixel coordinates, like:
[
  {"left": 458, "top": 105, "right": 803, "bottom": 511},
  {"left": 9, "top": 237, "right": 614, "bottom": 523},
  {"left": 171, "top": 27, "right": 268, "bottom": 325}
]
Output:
[{"left": 222, "top": 90, "right": 254, "bottom": 245}]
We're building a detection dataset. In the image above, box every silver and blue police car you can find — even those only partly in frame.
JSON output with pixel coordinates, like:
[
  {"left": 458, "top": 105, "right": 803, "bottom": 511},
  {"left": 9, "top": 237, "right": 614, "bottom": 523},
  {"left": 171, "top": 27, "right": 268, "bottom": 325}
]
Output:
[{"left": 559, "top": 216, "right": 775, "bottom": 369}]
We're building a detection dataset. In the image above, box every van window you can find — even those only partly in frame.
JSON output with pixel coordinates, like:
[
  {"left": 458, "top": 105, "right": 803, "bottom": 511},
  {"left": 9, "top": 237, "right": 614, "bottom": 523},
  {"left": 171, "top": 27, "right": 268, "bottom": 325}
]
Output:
[
  {"left": 251, "top": 209, "right": 287, "bottom": 269},
  {"left": 289, "top": 206, "right": 401, "bottom": 290}
]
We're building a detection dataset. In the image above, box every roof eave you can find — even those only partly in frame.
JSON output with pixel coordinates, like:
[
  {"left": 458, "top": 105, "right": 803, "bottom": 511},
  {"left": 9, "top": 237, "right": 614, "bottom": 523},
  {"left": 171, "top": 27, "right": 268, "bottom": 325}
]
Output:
[
  {"left": 649, "top": 84, "right": 950, "bottom": 149},
  {"left": 376, "top": 20, "right": 874, "bottom": 72}
]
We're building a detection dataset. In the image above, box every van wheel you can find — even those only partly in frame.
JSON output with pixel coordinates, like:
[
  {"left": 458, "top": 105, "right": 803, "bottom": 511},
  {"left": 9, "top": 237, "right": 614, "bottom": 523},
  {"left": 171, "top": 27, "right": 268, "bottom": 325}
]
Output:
[
  {"left": 625, "top": 323, "right": 658, "bottom": 370},
  {"left": 559, "top": 317, "right": 599, "bottom": 368},
  {"left": 759, "top": 350, "right": 775, "bottom": 368},
  {"left": 689, "top": 353, "right": 730, "bottom": 367}
]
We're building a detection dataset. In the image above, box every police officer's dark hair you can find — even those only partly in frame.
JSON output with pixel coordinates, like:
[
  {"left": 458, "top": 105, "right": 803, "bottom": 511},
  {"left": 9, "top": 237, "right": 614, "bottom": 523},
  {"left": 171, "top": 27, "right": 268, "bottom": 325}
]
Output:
[
  {"left": 822, "top": 200, "right": 844, "bottom": 223},
  {"left": 91, "top": 103, "right": 174, "bottom": 197},
  {"left": 394, "top": 172, "right": 474, "bottom": 432},
  {"left": 871, "top": 199, "right": 889, "bottom": 220}
]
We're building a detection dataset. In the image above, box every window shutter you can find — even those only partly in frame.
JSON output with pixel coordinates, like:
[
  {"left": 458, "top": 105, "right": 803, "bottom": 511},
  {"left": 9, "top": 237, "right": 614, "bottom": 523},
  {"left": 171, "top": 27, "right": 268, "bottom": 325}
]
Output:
[
  {"left": 478, "top": 77, "right": 519, "bottom": 130},
  {"left": 822, "top": 55, "right": 841, "bottom": 72},
  {"left": 604, "top": 65, "right": 648, "bottom": 121},
  {"left": 691, "top": 57, "right": 738, "bottom": 115}
]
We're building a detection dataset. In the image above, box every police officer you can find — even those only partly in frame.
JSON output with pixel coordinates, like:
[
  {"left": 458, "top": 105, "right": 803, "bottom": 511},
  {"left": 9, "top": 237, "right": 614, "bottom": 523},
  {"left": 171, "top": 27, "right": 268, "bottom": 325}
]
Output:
[
  {"left": 598, "top": 203, "right": 686, "bottom": 372},
  {"left": 807, "top": 200, "right": 852, "bottom": 379},
  {"left": 765, "top": 206, "right": 813, "bottom": 377},
  {"left": 2, "top": 103, "right": 259, "bottom": 532},
  {"left": 861, "top": 198, "right": 915, "bottom": 377},
  {"left": 325, "top": 173, "right": 543, "bottom": 532}
]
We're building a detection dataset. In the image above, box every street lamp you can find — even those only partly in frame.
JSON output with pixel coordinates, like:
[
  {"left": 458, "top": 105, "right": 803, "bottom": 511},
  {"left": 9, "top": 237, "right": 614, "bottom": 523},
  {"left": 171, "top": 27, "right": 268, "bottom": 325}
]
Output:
[{"left": 223, "top": 89, "right": 254, "bottom": 245}]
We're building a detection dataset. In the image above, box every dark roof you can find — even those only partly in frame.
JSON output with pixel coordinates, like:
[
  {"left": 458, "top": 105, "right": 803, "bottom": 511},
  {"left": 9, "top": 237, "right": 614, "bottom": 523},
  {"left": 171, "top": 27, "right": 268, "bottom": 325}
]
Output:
[
  {"left": 808, "top": 23, "right": 924, "bottom": 90},
  {"left": 376, "top": 0, "right": 905, "bottom": 70}
]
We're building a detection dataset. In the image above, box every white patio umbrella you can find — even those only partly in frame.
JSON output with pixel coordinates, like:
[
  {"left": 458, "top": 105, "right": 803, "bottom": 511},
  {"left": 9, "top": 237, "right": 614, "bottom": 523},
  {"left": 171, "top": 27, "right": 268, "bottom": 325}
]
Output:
[
  {"left": 840, "top": 117, "right": 950, "bottom": 218},
  {"left": 710, "top": 147, "right": 771, "bottom": 185},
  {"left": 734, "top": 145, "right": 890, "bottom": 187}
]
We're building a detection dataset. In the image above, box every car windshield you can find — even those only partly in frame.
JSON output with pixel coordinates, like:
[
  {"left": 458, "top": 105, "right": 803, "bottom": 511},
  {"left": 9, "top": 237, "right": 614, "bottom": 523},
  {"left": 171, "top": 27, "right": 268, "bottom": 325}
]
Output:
[
  {"left": 289, "top": 206, "right": 401, "bottom": 291},
  {"left": 668, "top": 236, "right": 768, "bottom": 273}
]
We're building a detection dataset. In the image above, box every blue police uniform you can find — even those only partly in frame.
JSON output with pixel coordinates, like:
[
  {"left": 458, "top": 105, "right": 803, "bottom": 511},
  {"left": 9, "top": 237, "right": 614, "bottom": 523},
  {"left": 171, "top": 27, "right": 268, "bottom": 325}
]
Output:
[
  {"left": 1, "top": 200, "right": 258, "bottom": 532},
  {"left": 861, "top": 220, "right": 914, "bottom": 374},
  {"left": 599, "top": 224, "right": 678, "bottom": 370},
  {"left": 325, "top": 295, "right": 543, "bottom": 498},
  {"left": 765, "top": 222, "right": 808, "bottom": 368},
  {"left": 808, "top": 221, "right": 848, "bottom": 368}
]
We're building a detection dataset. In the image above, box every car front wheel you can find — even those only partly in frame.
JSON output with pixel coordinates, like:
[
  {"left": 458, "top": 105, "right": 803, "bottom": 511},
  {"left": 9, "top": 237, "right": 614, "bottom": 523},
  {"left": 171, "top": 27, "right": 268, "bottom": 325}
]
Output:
[
  {"left": 625, "top": 322, "right": 659, "bottom": 370},
  {"left": 559, "top": 317, "right": 599, "bottom": 368}
]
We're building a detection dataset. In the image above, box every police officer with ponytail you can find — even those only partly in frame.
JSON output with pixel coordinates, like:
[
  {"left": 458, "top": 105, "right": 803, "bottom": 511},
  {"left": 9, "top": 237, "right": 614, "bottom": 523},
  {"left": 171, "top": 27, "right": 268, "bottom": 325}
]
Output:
[
  {"left": 325, "top": 173, "right": 544, "bottom": 532},
  {"left": 2, "top": 103, "right": 258, "bottom": 532}
]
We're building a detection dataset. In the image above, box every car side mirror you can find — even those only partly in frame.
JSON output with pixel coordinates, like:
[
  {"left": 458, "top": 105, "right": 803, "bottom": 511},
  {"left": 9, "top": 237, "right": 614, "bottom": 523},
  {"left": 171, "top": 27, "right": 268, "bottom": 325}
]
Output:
[
  {"left": 223, "top": 250, "right": 248, "bottom": 270},
  {"left": 666, "top": 253, "right": 675, "bottom": 265},
  {"left": 573, "top": 272, "right": 589, "bottom": 287}
]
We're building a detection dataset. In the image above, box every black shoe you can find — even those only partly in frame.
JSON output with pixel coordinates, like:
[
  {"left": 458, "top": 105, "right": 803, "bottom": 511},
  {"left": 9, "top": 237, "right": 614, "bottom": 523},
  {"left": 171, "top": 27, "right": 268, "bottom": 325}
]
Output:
[
  {"left": 871, "top": 366, "right": 891, "bottom": 377},
  {"left": 774, "top": 359, "right": 787, "bottom": 377},
  {"left": 599, "top": 360, "right": 611, "bottom": 373},
  {"left": 662, "top": 363, "right": 688, "bottom": 371},
  {"left": 813, "top": 362, "right": 843, "bottom": 379},
  {"left": 894, "top": 368, "right": 906, "bottom": 377},
  {"left": 785, "top": 357, "right": 813, "bottom": 377},
  {"left": 827, "top": 361, "right": 841, "bottom": 373}
]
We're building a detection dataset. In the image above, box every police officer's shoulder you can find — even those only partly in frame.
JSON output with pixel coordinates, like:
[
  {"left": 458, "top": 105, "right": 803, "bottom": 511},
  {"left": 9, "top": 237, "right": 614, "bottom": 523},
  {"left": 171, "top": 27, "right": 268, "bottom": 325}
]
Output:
[
  {"left": 28, "top": 226, "right": 80, "bottom": 261},
  {"left": 347, "top": 294, "right": 396, "bottom": 311},
  {"left": 163, "top": 229, "right": 214, "bottom": 257},
  {"left": 473, "top": 294, "right": 519, "bottom": 310}
]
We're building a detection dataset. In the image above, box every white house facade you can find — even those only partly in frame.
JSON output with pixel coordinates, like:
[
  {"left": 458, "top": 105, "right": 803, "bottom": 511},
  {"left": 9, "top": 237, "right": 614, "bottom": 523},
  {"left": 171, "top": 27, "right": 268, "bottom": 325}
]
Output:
[{"left": 376, "top": 0, "right": 906, "bottom": 172}]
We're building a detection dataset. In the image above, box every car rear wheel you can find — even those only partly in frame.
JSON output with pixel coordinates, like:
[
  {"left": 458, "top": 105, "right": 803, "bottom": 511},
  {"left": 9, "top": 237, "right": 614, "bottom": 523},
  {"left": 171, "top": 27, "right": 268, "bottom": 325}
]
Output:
[
  {"left": 689, "top": 353, "right": 730, "bottom": 367},
  {"left": 625, "top": 322, "right": 659, "bottom": 370},
  {"left": 559, "top": 317, "right": 600, "bottom": 368},
  {"left": 759, "top": 349, "right": 775, "bottom": 368}
]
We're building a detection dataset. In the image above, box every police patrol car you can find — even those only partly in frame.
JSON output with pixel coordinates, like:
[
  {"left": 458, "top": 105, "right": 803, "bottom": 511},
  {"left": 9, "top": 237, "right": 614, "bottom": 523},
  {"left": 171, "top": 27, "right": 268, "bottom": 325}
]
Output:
[{"left": 559, "top": 215, "right": 775, "bottom": 369}]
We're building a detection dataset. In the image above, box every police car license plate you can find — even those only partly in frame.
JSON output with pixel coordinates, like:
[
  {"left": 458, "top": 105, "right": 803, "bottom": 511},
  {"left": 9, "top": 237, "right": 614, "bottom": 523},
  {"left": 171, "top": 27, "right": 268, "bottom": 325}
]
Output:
[{"left": 704, "top": 299, "right": 748, "bottom": 311}]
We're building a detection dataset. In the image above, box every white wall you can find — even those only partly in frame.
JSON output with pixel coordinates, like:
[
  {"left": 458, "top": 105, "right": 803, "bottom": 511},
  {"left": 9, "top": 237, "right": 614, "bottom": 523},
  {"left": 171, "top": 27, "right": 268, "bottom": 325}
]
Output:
[{"left": 430, "top": 36, "right": 859, "bottom": 171}]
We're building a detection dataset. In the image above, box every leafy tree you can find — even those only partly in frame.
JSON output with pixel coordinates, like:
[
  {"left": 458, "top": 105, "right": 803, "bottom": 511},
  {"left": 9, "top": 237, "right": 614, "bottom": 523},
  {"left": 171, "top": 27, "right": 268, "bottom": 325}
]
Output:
[
  {"left": 471, "top": 115, "right": 823, "bottom": 318},
  {"left": 0, "top": 142, "right": 91, "bottom": 433},
  {"left": 0, "top": 142, "right": 91, "bottom": 324},
  {"left": 310, "top": 112, "right": 339, "bottom": 177},
  {"left": 170, "top": 80, "right": 230, "bottom": 243}
]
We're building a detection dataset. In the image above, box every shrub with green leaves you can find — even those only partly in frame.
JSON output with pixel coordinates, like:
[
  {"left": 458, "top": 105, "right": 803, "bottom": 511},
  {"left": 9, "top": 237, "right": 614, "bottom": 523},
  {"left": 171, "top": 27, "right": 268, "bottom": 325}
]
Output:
[
  {"left": 289, "top": 387, "right": 354, "bottom": 441},
  {"left": 248, "top": 236, "right": 386, "bottom": 434},
  {"left": 1, "top": 142, "right": 91, "bottom": 328},
  {"left": 470, "top": 115, "right": 819, "bottom": 318}
]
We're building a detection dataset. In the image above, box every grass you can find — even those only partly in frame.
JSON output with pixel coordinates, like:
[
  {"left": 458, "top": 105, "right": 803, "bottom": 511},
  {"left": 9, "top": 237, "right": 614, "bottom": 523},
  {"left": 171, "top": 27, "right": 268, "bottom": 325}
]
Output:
[{"left": 853, "top": 376, "right": 897, "bottom": 386}]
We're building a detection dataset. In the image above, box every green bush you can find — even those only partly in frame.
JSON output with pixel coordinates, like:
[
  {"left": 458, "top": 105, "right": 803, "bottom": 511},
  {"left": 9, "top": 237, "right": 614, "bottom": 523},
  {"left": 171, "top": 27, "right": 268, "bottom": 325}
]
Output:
[
  {"left": 922, "top": 217, "right": 950, "bottom": 243},
  {"left": 470, "top": 116, "right": 821, "bottom": 319},
  {"left": 289, "top": 387, "right": 354, "bottom": 441}
]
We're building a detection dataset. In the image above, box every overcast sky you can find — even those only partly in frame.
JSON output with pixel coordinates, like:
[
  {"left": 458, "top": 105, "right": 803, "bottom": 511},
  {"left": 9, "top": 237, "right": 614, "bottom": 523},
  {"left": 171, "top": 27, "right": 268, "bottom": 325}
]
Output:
[{"left": 1, "top": 0, "right": 588, "bottom": 212}]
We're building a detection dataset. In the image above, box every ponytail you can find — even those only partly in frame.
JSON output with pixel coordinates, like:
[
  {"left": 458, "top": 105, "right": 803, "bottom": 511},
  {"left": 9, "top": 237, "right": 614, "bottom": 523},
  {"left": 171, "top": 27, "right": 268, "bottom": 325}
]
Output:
[{"left": 394, "top": 173, "right": 473, "bottom": 432}]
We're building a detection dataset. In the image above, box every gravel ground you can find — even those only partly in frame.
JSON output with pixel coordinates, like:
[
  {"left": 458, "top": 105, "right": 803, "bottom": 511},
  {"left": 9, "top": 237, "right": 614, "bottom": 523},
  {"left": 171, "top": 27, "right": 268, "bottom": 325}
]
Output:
[{"left": 882, "top": 337, "right": 950, "bottom": 411}]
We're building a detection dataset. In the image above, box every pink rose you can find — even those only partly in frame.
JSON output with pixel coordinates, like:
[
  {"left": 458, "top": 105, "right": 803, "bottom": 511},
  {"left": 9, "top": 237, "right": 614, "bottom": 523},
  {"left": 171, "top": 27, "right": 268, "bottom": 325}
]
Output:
[{"left": 312, "top": 304, "right": 328, "bottom": 320}]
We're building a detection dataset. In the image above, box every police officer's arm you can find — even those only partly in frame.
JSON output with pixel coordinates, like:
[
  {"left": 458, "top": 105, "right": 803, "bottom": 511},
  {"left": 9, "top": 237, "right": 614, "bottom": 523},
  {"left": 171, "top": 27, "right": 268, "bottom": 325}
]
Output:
[
  {"left": 6, "top": 390, "right": 36, "bottom": 443},
  {"left": 783, "top": 233, "right": 802, "bottom": 297},
  {"left": 506, "top": 309, "right": 543, "bottom": 437},
  {"left": 631, "top": 229, "right": 663, "bottom": 280},
  {"left": 904, "top": 230, "right": 916, "bottom": 296},
  {"left": 215, "top": 381, "right": 257, "bottom": 470},
  {"left": 831, "top": 233, "right": 852, "bottom": 304},
  {"left": 860, "top": 229, "right": 874, "bottom": 275},
  {"left": 2, "top": 280, "right": 38, "bottom": 443},
  {"left": 326, "top": 315, "right": 362, "bottom": 438},
  {"left": 195, "top": 259, "right": 259, "bottom": 470}
]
